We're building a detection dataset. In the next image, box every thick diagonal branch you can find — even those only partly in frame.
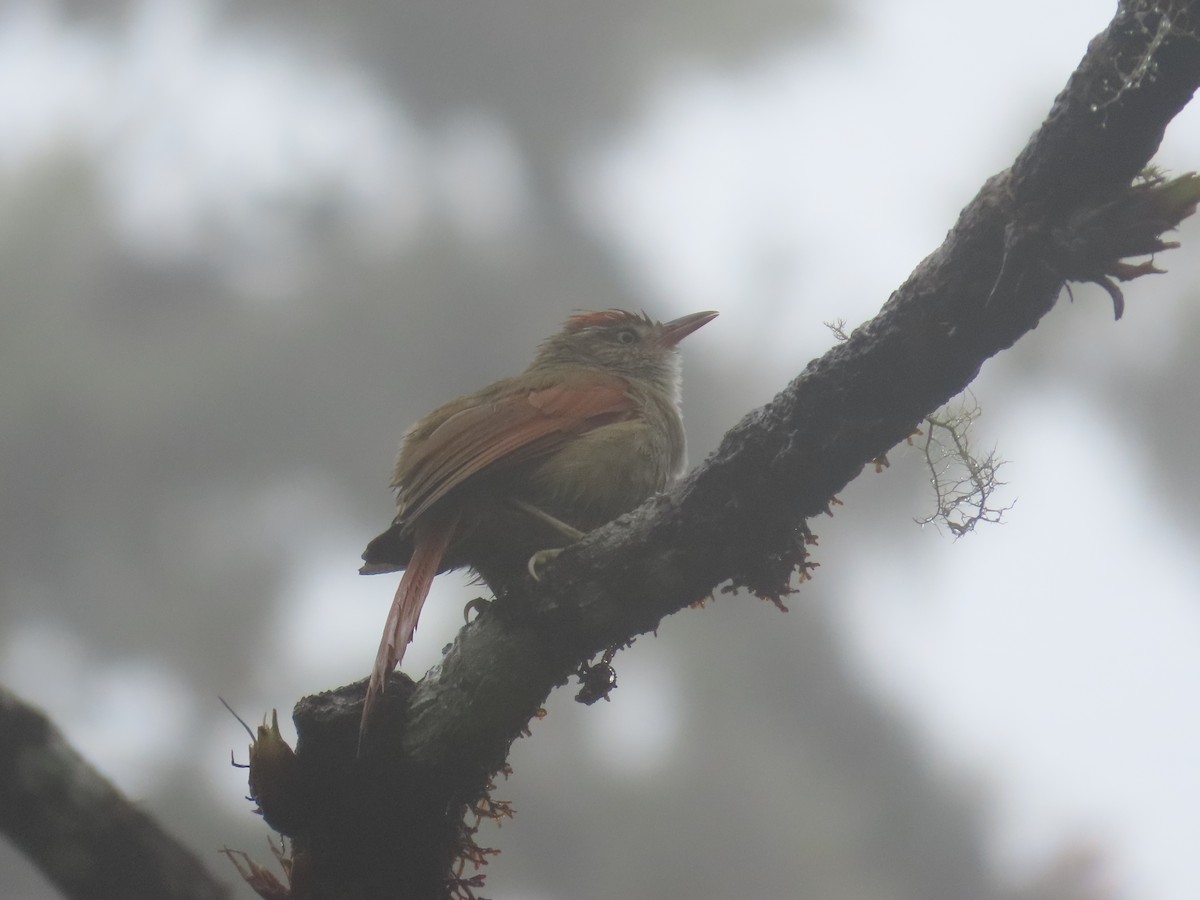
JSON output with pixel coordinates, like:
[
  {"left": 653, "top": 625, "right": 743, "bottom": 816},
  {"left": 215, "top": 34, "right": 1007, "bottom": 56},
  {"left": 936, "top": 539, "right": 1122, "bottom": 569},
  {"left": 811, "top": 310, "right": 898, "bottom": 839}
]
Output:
[
  {"left": 247, "top": 4, "right": 1200, "bottom": 898},
  {"left": 395, "top": 0, "right": 1200, "bottom": 766}
]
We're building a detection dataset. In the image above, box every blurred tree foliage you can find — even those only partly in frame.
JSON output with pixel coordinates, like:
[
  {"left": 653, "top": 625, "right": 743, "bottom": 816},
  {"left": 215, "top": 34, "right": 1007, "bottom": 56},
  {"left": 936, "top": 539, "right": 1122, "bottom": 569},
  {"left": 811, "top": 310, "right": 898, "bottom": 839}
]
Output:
[{"left": 0, "top": 1, "right": 1154, "bottom": 898}]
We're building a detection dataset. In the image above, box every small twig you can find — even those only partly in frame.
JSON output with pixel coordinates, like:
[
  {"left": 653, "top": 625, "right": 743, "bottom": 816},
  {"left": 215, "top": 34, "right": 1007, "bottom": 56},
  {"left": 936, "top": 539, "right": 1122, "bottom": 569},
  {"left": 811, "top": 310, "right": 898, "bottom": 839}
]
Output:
[{"left": 917, "top": 395, "right": 1013, "bottom": 536}]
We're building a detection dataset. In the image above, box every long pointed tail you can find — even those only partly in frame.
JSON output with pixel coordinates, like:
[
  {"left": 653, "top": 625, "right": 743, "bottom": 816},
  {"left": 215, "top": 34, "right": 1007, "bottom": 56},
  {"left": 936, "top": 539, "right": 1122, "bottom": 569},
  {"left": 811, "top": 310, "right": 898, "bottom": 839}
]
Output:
[{"left": 360, "top": 512, "right": 459, "bottom": 747}]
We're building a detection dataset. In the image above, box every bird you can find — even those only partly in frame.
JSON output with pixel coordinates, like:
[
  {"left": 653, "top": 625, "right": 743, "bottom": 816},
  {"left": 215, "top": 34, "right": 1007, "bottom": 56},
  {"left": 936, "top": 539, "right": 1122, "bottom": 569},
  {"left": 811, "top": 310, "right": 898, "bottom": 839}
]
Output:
[{"left": 358, "top": 308, "right": 717, "bottom": 741}]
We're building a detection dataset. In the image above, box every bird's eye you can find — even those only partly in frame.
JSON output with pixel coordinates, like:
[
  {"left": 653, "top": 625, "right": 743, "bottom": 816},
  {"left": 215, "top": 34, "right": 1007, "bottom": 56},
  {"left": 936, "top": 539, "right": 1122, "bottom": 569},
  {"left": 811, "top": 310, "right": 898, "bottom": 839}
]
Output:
[{"left": 616, "top": 329, "right": 638, "bottom": 344}]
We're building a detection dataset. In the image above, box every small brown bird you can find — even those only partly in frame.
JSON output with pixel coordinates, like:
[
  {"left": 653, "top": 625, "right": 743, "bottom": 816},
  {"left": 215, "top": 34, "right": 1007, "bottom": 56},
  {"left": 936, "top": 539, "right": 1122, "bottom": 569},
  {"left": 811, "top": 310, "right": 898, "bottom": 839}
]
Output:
[{"left": 358, "top": 308, "right": 717, "bottom": 738}]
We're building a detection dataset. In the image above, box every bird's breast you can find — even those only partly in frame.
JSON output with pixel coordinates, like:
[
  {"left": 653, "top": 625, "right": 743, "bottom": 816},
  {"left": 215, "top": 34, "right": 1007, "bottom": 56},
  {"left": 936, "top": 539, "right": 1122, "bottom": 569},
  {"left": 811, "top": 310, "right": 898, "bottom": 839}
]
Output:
[{"left": 527, "top": 414, "right": 682, "bottom": 530}]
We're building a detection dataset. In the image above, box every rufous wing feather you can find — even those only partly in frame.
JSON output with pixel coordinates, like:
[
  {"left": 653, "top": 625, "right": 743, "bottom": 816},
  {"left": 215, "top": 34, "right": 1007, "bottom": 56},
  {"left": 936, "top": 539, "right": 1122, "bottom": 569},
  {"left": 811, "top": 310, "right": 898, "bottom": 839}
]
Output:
[
  {"left": 359, "top": 510, "right": 460, "bottom": 747},
  {"left": 396, "top": 377, "right": 635, "bottom": 526}
]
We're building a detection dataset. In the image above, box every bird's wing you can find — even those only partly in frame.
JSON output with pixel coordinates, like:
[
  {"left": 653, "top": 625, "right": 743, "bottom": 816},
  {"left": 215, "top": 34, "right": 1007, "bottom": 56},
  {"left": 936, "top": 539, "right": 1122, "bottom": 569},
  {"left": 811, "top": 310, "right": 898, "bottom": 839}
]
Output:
[{"left": 395, "top": 375, "right": 635, "bottom": 525}]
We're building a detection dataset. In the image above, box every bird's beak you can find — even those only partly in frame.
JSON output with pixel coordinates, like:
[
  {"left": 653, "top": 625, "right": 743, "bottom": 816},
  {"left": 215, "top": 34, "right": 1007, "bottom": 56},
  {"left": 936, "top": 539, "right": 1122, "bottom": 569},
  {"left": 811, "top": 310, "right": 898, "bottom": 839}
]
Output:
[{"left": 659, "top": 310, "right": 719, "bottom": 347}]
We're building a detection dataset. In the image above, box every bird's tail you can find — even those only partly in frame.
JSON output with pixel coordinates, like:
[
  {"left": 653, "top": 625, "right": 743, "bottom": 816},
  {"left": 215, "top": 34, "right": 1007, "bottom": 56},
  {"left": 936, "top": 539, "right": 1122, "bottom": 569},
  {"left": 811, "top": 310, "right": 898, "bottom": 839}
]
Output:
[{"left": 360, "top": 511, "right": 459, "bottom": 747}]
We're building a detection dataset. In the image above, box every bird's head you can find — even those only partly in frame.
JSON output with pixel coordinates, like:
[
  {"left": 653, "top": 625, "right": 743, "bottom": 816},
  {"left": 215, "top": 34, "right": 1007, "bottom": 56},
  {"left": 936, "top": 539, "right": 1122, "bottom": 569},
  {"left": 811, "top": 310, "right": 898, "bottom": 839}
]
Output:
[{"left": 533, "top": 309, "right": 717, "bottom": 392}]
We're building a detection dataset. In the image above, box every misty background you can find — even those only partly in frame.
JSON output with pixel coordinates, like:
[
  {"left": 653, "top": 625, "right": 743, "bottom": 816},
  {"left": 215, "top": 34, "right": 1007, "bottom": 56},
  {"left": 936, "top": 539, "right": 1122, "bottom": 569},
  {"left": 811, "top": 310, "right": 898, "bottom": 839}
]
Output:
[{"left": 2, "top": 0, "right": 1200, "bottom": 898}]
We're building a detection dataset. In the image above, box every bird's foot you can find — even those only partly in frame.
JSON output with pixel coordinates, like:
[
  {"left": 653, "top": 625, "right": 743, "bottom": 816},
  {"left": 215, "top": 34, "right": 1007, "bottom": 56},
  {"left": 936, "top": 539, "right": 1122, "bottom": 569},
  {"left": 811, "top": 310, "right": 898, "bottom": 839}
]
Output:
[
  {"left": 527, "top": 548, "right": 563, "bottom": 581},
  {"left": 462, "top": 596, "right": 491, "bottom": 622},
  {"left": 507, "top": 498, "right": 586, "bottom": 541}
]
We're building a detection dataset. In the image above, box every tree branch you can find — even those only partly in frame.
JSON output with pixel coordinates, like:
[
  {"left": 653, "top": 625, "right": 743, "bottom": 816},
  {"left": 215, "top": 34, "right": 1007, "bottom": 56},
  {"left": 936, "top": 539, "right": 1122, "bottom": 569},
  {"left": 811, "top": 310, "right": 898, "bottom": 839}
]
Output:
[
  {"left": 241, "top": 3, "right": 1200, "bottom": 898},
  {"left": 0, "top": 685, "right": 231, "bottom": 900}
]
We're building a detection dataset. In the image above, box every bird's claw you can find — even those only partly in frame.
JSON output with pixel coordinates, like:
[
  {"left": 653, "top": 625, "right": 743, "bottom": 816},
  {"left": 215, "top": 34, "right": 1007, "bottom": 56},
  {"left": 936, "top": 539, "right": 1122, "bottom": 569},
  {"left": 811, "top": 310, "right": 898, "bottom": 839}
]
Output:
[
  {"left": 462, "top": 596, "right": 491, "bottom": 623},
  {"left": 527, "top": 548, "right": 563, "bottom": 581}
]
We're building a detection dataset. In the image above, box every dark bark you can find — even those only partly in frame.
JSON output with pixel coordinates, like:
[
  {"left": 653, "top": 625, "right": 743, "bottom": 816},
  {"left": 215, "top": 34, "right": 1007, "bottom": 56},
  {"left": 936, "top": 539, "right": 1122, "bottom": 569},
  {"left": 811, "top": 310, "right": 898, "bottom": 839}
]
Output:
[
  {"left": 0, "top": 686, "right": 231, "bottom": 900},
  {"left": 243, "top": 3, "right": 1200, "bottom": 898}
]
